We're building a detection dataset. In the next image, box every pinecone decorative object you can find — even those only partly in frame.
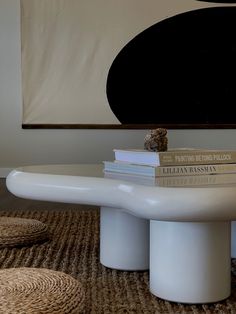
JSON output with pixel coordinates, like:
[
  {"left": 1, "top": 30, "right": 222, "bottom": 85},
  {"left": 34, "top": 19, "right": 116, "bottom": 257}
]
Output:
[{"left": 144, "top": 128, "right": 168, "bottom": 152}]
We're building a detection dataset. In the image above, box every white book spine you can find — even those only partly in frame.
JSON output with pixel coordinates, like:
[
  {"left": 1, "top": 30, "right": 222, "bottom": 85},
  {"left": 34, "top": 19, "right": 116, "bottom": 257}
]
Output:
[{"left": 104, "top": 161, "right": 236, "bottom": 177}]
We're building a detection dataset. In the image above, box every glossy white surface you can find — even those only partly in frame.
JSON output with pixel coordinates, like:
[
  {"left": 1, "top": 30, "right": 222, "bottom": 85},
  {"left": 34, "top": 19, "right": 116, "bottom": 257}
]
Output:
[
  {"left": 6, "top": 164, "right": 236, "bottom": 221},
  {"left": 6, "top": 164, "right": 236, "bottom": 303}
]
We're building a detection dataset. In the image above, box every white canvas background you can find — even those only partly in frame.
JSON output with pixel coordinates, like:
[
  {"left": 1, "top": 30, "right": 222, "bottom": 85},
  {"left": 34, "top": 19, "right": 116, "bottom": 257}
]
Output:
[{"left": 21, "top": 0, "right": 215, "bottom": 125}]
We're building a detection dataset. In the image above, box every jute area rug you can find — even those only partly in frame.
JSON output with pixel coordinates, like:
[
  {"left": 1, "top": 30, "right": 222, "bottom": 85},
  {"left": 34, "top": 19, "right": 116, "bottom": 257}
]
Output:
[{"left": 0, "top": 208, "right": 236, "bottom": 314}]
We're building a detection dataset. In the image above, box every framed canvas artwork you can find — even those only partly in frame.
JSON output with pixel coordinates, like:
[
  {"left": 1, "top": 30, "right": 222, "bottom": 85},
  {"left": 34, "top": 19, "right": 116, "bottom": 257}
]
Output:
[{"left": 21, "top": 0, "right": 236, "bottom": 129}]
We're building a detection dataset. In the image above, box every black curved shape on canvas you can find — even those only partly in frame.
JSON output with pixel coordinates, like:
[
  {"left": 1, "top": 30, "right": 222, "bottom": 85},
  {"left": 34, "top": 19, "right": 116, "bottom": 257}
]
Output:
[{"left": 106, "top": 7, "right": 236, "bottom": 124}]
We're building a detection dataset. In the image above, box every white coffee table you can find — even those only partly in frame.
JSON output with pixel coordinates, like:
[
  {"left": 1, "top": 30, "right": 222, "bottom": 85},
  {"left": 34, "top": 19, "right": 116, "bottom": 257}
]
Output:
[{"left": 6, "top": 164, "right": 236, "bottom": 304}]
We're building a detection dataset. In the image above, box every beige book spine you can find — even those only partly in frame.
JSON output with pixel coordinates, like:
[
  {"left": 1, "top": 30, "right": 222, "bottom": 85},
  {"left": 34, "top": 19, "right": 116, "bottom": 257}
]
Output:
[
  {"left": 156, "top": 163, "right": 236, "bottom": 176},
  {"left": 158, "top": 151, "right": 236, "bottom": 166},
  {"left": 157, "top": 174, "right": 236, "bottom": 187}
]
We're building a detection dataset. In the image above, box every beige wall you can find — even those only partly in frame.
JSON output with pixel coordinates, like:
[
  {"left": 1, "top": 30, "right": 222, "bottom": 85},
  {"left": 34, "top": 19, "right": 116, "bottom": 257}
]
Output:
[{"left": 1, "top": 0, "right": 236, "bottom": 176}]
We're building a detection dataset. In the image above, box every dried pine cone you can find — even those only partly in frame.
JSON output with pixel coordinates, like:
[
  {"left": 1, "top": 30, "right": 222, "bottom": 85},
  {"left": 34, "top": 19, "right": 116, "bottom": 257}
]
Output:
[{"left": 144, "top": 128, "right": 168, "bottom": 152}]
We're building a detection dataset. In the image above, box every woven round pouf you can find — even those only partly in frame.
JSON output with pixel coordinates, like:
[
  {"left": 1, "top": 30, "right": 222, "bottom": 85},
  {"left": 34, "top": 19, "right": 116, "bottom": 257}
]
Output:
[
  {"left": 0, "top": 267, "right": 85, "bottom": 313},
  {"left": 0, "top": 217, "right": 48, "bottom": 247}
]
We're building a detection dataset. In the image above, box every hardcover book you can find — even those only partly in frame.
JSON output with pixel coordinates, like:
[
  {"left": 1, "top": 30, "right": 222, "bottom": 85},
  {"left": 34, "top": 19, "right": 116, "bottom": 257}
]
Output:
[
  {"left": 104, "top": 172, "right": 236, "bottom": 187},
  {"left": 113, "top": 148, "right": 236, "bottom": 166},
  {"left": 103, "top": 161, "right": 236, "bottom": 177}
]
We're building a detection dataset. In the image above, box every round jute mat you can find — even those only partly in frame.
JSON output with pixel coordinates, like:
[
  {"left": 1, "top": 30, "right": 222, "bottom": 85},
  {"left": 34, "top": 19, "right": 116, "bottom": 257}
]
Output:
[
  {"left": 0, "top": 216, "right": 48, "bottom": 247},
  {"left": 0, "top": 267, "right": 85, "bottom": 313}
]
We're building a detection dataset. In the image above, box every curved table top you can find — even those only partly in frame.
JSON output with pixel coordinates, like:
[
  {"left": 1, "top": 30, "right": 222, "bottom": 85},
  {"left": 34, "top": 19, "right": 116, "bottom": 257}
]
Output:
[{"left": 6, "top": 164, "right": 236, "bottom": 222}]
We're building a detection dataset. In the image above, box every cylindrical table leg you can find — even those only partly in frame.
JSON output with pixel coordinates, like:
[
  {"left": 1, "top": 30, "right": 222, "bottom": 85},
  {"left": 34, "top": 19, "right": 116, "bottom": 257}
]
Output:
[
  {"left": 150, "top": 221, "right": 231, "bottom": 303},
  {"left": 100, "top": 206, "right": 149, "bottom": 270}
]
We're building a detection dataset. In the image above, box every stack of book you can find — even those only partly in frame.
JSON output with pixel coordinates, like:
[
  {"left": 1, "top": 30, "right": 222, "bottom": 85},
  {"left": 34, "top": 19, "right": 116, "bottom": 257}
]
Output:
[{"left": 103, "top": 148, "right": 236, "bottom": 187}]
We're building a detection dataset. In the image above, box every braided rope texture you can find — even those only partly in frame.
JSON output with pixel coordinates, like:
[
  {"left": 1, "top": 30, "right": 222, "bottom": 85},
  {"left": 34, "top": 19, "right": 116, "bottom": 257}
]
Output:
[
  {"left": 0, "top": 267, "right": 85, "bottom": 313},
  {"left": 0, "top": 208, "right": 236, "bottom": 313},
  {"left": 0, "top": 217, "right": 48, "bottom": 247}
]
